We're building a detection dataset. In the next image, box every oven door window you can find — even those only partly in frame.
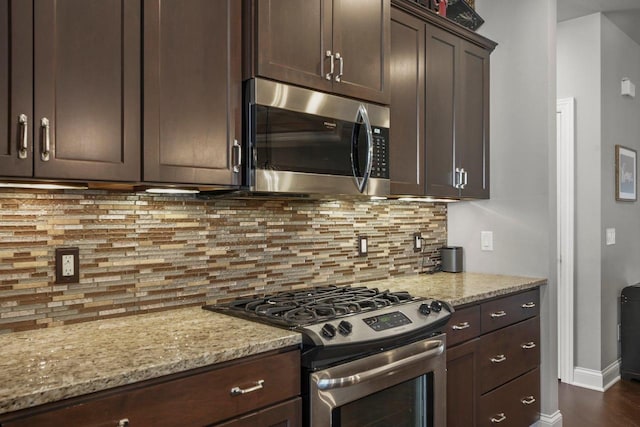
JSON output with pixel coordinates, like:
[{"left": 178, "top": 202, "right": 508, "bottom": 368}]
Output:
[
  {"left": 332, "top": 374, "right": 432, "bottom": 427},
  {"left": 255, "top": 105, "right": 367, "bottom": 178}
]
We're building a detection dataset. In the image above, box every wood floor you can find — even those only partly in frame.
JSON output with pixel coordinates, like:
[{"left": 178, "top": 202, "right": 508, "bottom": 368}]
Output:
[{"left": 559, "top": 379, "right": 640, "bottom": 426}]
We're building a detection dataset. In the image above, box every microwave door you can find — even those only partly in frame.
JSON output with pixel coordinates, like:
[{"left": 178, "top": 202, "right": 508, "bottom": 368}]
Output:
[{"left": 351, "top": 105, "right": 374, "bottom": 193}]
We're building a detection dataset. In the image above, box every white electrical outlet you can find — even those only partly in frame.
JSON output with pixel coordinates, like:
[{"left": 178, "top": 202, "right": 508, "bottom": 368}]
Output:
[
  {"left": 62, "top": 254, "right": 74, "bottom": 277},
  {"left": 481, "top": 231, "right": 493, "bottom": 251}
]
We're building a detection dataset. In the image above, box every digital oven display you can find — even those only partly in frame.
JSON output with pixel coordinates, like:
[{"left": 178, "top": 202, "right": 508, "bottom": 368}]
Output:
[{"left": 362, "top": 311, "right": 412, "bottom": 331}]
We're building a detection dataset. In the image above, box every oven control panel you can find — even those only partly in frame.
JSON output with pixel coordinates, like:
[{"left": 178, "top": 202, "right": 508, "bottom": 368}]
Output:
[{"left": 304, "top": 299, "right": 453, "bottom": 346}]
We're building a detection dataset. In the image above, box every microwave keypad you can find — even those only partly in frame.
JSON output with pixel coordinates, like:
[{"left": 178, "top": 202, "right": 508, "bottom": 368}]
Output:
[{"left": 371, "top": 136, "right": 388, "bottom": 179}]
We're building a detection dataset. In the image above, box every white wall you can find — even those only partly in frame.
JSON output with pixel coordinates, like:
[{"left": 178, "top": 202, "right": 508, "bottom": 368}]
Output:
[
  {"left": 600, "top": 15, "right": 640, "bottom": 369},
  {"left": 558, "top": 13, "right": 640, "bottom": 375},
  {"left": 557, "top": 14, "right": 603, "bottom": 372},
  {"left": 449, "top": 0, "right": 559, "bottom": 418}
]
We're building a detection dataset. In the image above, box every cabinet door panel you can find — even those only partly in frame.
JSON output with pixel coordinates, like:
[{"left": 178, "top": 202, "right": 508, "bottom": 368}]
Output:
[
  {"left": 256, "top": 0, "right": 332, "bottom": 93},
  {"left": 424, "top": 25, "right": 458, "bottom": 198},
  {"left": 389, "top": 8, "right": 424, "bottom": 196},
  {"left": 33, "top": 0, "right": 140, "bottom": 181},
  {"left": 458, "top": 41, "right": 490, "bottom": 198},
  {"left": 446, "top": 338, "right": 479, "bottom": 427},
  {"left": 332, "top": 0, "right": 390, "bottom": 104},
  {"left": 144, "top": 0, "right": 241, "bottom": 185},
  {"left": 0, "top": 0, "right": 33, "bottom": 177}
]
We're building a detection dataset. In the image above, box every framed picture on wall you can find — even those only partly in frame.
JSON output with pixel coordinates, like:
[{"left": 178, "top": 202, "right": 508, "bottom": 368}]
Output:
[{"left": 616, "top": 145, "right": 637, "bottom": 201}]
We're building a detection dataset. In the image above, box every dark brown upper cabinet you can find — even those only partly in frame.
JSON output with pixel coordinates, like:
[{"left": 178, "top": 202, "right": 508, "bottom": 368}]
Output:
[
  {"left": 0, "top": 0, "right": 140, "bottom": 182},
  {"left": 143, "top": 0, "right": 241, "bottom": 186},
  {"left": 246, "top": 0, "right": 390, "bottom": 105},
  {"left": 389, "top": 1, "right": 495, "bottom": 199}
]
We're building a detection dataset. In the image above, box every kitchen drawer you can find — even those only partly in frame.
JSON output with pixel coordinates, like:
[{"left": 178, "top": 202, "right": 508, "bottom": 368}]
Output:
[
  {"left": 478, "top": 317, "right": 540, "bottom": 394},
  {"left": 1, "top": 350, "right": 300, "bottom": 427},
  {"left": 445, "top": 305, "right": 481, "bottom": 347},
  {"left": 478, "top": 367, "right": 540, "bottom": 427},
  {"left": 212, "top": 397, "right": 301, "bottom": 427},
  {"left": 481, "top": 288, "right": 539, "bottom": 334}
]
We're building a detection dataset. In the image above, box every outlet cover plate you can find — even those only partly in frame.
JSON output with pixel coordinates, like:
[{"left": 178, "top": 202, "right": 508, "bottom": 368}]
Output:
[{"left": 56, "top": 247, "right": 79, "bottom": 284}]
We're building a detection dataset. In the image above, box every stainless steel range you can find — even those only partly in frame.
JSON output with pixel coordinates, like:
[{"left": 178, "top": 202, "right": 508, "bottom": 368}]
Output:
[{"left": 204, "top": 285, "right": 452, "bottom": 427}]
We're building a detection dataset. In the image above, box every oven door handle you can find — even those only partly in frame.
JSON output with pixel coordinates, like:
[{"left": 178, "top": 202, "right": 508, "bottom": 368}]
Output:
[{"left": 316, "top": 340, "right": 444, "bottom": 390}]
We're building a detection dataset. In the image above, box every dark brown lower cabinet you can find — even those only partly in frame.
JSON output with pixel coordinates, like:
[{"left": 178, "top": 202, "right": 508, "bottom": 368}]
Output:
[
  {"left": 0, "top": 349, "right": 301, "bottom": 427},
  {"left": 446, "top": 338, "right": 479, "bottom": 427},
  {"left": 445, "top": 288, "right": 541, "bottom": 427}
]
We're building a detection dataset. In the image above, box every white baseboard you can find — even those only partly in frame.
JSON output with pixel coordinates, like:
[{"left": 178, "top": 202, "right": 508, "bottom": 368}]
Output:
[
  {"left": 572, "top": 359, "right": 621, "bottom": 391},
  {"left": 533, "top": 410, "right": 563, "bottom": 427}
]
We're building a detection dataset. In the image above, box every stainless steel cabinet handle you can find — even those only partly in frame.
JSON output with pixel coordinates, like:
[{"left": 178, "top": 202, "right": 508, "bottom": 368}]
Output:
[
  {"left": 490, "top": 310, "right": 507, "bottom": 318},
  {"left": 452, "top": 322, "right": 470, "bottom": 330},
  {"left": 521, "top": 341, "right": 536, "bottom": 350},
  {"left": 522, "top": 302, "right": 536, "bottom": 309},
  {"left": 118, "top": 419, "right": 129, "bottom": 427},
  {"left": 490, "top": 354, "right": 507, "bottom": 363},
  {"left": 521, "top": 396, "right": 536, "bottom": 405},
  {"left": 232, "top": 139, "right": 241, "bottom": 173},
  {"left": 490, "top": 413, "right": 507, "bottom": 423},
  {"left": 335, "top": 52, "right": 344, "bottom": 82},
  {"left": 325, "top": 50, "right": 334, "bottom": 80},
  {"left": 40, "top": 118, "right": 50, "bottom": 161},
  {"left": 230, "top": 379, "right": 265, "bottom": 396},
  {"left": 462, "top": 169, "right": 468, "bottom": 188},
  {"left": 454, "top": 168, "right": 461, "bottom": 188},
  {"left": 18, "top": 114, "right": 28, "bottom": 159}
]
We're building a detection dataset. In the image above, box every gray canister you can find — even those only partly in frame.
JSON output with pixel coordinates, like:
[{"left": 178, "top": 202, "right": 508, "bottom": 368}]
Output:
[{"left": 440, "top": 246, "right": 463, "bottom": 273}]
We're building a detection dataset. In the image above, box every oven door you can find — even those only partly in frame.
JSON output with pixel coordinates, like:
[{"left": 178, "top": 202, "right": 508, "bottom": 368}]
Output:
[{"left": 309, "top": 335, "right": 446, "bottom": 427}]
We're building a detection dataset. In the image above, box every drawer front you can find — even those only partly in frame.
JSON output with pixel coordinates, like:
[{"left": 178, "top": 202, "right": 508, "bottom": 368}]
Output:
[
  {"left": 479, "top": 317, "right": 540, "bottom": 394},
  {"left": 445, "top": 305, "right": 481, "bottom": 347},
  {"left": 1, "top": 350, "right": 300, "bottom": 427},
  {"left": 478, "top": 368, "right": 540, "bottom": 427},
  {"left": 213, "top": 397, "right": 302, "bottom": 427},
  {"left": 481, "top": 288, "right": 539, "bottom": 334}
]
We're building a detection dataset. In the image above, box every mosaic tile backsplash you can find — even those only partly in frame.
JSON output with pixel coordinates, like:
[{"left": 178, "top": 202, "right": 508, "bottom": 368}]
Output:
[{"left": 0, "top": 190, "right": 446, "bottom": 333}]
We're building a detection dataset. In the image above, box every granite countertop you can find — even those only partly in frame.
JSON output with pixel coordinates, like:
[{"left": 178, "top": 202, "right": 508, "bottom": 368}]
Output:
[
  {"left": 0, "top": 307, "right": 301, "bottom": 416},
  {"left": 0, "top": 272, "right": 545, "bottom": 416},
  {"left": 375, "top": 272, "right": 546, "bottom": 306}
]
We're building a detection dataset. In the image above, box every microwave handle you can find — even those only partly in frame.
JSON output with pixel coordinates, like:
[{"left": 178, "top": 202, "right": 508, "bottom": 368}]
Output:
[{"left": 351, "top": 104, "right": 373, "bottom": 193}]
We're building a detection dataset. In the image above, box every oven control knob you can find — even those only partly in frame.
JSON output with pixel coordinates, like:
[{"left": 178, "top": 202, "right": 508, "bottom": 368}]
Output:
[
  {"left": 419, "top": 303, "right": 431, "bottom": 316},
  {"left": 338, "top": 320, "right": 353, "bottom": 336},
  {"left": 321, "top": 323, "right": 337, "bottom": 339},
  {"left": 431, "top": 300, "right": 443, "bottom": 313}
]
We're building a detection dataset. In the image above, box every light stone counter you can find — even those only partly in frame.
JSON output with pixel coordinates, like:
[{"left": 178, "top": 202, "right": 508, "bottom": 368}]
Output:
[
  {"left": 0, "top": 307, "right": 301, "bottom": 415},
  {"left": 0, "top": 272, "right": 543, "bottom": 417},
  {"left": 367, "top": 272, "right": 546, "bottom": 306}
]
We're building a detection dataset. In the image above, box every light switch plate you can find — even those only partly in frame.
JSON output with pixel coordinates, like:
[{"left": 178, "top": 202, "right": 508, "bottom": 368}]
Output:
[
  {"left": 481, "top": 231, "right": 493, "bottom": 251},
  {"left": 358, "top": 236, "right": 368, "bottom": 257},
  {"left": 606, "top": 228, "right": 616, "bottom": 246}
]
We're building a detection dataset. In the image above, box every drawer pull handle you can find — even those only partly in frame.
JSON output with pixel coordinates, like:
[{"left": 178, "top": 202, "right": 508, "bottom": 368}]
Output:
[
  {"left": 521, "top": 396, "right": 536, "bottom": 405},
  {"left": 230, "top": 379, "right": 265, "bottom": 396},
  {"left": 490, "top": 413, "right": 507, "bottom": 423},
  {"left": 522, "top": 302, "right": 536, "bottom": 309},
  {"left": 521, "top": 341, "right": 536, "bottom": 350},
  {"left": 490, "top": 354, "right": 507, "bottom": 363},
  {"left": 490, "top": 311, "right": 507, "bottom": 318},
  {"left": 118, "top": 419, "right": 129, "bottom": 427},
  {"left": 452, "top": 322, "right": 470, "bottom": 330}
]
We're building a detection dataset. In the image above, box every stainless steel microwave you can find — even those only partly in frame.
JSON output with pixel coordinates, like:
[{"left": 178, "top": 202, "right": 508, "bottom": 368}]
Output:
[{"left": 245, "top": 78, "right": 390, "bottom": 197}]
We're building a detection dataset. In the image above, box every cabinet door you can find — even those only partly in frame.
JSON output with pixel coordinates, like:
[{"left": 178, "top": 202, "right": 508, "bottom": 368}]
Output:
[
  {"left": 424, "top": 24, "right": 459, "bottom": 198},
  {"left": 446, "top": 338, "right": 479, "bottom": 427},
  {"left": 255, "top": 0, "right": 333, "bottom": 94},
  {"left": 0, "top": 0, "right": 33, "bottom": 177},
  {"left": 458, "top": 41, "right": 490, "bottom": 199},
  {"left": 144, "top": 0, "right": 241, "bottom": 185},
  {"left": 389, "top": 7, "right": 425, "bottom": 196},
  {"left": 33, "top": 0, "right": 140, "bottom": 181},
  {"left": 332, "top": 0, "right": 390, "bottom": 104}
]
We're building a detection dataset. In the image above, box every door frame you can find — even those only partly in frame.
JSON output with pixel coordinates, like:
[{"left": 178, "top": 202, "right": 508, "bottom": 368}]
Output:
[{"left": 557, "top": 97, "right": 575, "bottom": 384}]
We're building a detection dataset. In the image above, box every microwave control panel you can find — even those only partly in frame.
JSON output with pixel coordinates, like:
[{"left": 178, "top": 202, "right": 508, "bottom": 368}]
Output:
[{"left": 371, "top": 127, "right": 389, "bottom": 179}]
